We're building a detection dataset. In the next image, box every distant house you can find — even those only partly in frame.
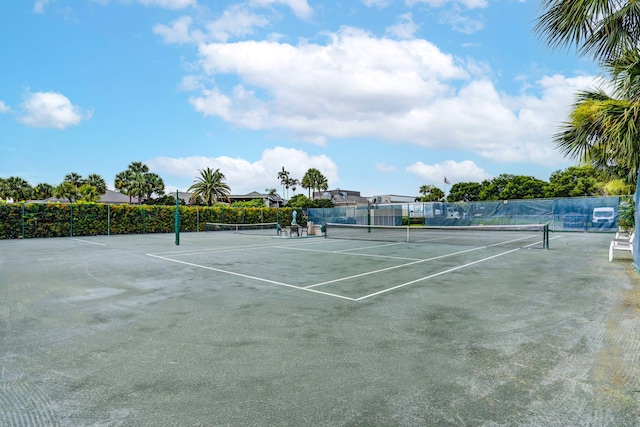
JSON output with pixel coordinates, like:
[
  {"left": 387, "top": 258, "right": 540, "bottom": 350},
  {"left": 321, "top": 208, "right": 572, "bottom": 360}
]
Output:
[
  {"left": 39, "top": 189, "right": 139, "bottom": 204},
  {"left": 227, "top": 191, "right": 285, "bottom": 208},
  {"left": 372, "top": 194, "right": 417, "bottom": 204},
  {"left": 313, "top": 189, "right": 370, "bottom": 206}
]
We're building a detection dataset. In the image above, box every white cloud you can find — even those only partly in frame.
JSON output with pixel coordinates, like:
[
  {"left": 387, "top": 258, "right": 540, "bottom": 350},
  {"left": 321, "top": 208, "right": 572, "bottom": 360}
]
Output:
[
  {"left": 438, "top": 8, "right": 484, "bottom": 34},
  {"left": 137, "top": 0, "right": 196, "bottom": 9},
  {"left": 386, "top": 13, "right": 419, "bottom": 39},
  {"left": 33, "top": 0, "right": 52, "bottom": 14},
  {"left": 249, "top": 0, "right": 313, "bottom": 20},
  {"left": 0, "top": 101, "right": 10, "bottom": 113},
  {"left": 406, "top": 0, "right": 488, "bottom": 9},
  {"left": 18, "top": 91, "right": 92, "bottom": 129},
  {"left": 190, "top": 27, "right": 467, "bottom": 144},
  {"left": 363, "top": 0, "right": 391, "bottom": 8},
  {"left": 205, "top": 5, "right": 270, "bottom": 42},
  {"left": 184, "top": 27, "right": 596, "bottom": 167},
  {"left": 406, "top": 160, "right": 490, "bottom": 185},
  {"left": 154, "top": 16, "right": 195, "bottom": 44},
  {"left": 154, "top": 6, "right": 269, "bottom": 44},
  {"left": 375, "top": 162, "right": 396, "bottom": 173},
  {"left": 91, "top": 0, "right": 195, "bottom": 8},
  {"left": 147, "top": 146, "right": 339, "bottom": 194}
]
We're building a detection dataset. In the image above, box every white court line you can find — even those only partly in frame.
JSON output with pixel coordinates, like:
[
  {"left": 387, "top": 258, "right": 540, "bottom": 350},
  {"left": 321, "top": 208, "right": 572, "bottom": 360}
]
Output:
[
  {"left": 306, "top": 246, "right": 488, "bottom": 289},
  {"left": 72, "top": 238, "right": 106, "bottom": 246},
  {"left": 355, "top": 248, "right": 521, "bottom": 301},
  {"left": 150, "top": 241, "right": 301, "bottom": 257},
  {"left": 485, "top": 234, "right": 542, "bottom": 247},
  {"left": 335, "top": 241, "right": 408, "bottom": 252},
  {"left": 274, "top": 245, "right": 422, "bottom": 261},
  {"left": 146, "top": 253, "right": 356, "bottom": 301},
  {"left": 147, "top": 235, "right": 560, "bottom": 302}
]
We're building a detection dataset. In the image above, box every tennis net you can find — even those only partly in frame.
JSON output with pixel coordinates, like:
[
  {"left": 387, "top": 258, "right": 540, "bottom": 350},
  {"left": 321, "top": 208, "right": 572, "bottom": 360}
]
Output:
[
  {"left": 204, "top": 222, "right": 279, "bottom": 235},
  {"left": 324, "top": 223, "right": 550, "bottom": 249}
]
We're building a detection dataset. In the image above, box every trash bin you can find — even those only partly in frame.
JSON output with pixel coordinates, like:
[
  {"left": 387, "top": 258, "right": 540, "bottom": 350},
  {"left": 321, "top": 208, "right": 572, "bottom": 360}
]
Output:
[{"left": 307, "top": 221, "right": 314, "bottom": 235}]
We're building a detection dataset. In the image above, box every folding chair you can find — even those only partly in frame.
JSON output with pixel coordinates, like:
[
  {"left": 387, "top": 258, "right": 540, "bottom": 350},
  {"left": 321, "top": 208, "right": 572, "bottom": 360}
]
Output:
[{"left": 609, "top": 231, "right": 634, "bottom": 262}]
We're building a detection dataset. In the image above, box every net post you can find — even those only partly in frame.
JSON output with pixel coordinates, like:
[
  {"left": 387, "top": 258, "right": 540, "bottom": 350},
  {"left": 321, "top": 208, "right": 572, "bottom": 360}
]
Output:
[
  {"left": 174, "top": 190, "right": 180, "bottom": 245},
  {"left": 544, "top": 223, "right": 549, "bottom": 249}
]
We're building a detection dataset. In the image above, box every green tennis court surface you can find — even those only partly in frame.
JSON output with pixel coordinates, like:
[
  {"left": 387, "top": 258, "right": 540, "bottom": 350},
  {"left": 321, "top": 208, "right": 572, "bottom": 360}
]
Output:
[{"left": 1, "top": 231, "right": 639, "bottom": 425}]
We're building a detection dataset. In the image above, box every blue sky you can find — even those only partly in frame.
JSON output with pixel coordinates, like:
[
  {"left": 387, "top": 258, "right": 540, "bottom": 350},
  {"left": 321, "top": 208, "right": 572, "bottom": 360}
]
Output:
[{"left": 1, "top": 0, "right": 599, "bottom": 198}]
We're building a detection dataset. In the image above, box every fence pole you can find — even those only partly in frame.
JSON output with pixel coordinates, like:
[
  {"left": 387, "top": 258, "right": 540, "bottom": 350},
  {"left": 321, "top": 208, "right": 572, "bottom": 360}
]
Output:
[
  {"left": 108, "top": 204, "right": 111, "bottom": 236},
  {"left": 21, "top": 203, "right": 25, "bottom": 239},
  {"left": 70, "top": 204, "right": 73, "bottom": 238},
  {"left": 174, "top": 190, "right": 180, "bottom": 245}
]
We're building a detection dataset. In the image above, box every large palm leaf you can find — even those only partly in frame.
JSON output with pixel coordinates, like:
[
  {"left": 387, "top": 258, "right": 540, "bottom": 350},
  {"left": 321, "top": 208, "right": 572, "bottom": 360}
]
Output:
[
  {"left": 554, "top": 87, "right": 640, "bottom": 181},
  {"left": 536, "top": 0, "right": 640, "bottom": 62}
]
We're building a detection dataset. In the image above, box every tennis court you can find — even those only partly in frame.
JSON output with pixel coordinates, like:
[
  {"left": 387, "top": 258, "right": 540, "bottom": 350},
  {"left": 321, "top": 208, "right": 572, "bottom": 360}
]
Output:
[{"left": 1, "top": 229, "right": 639, "bottom": 425}]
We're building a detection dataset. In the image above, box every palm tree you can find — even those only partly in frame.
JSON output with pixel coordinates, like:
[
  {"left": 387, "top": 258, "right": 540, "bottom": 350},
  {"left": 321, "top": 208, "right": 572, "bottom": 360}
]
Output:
[
  {"left": 301, "top": 171, "right": 314, "bottom": 198},
  {"left": 78, "top": 184, "right": 101, "bottom": 202},
  {"left": 536, "top": 0, "right": 640, "bottom": 63},
  {"left": 418, "top": 185, "right": 444, "bottom": 202},
  {"left": 2, "top": 177, "right": 33, "bottom": 202},
  {"left": 86, "top": 174, "right": 107, "bottom": 195},
  {"left": 53, "top": 181, "right": 78, "bottom": 203},
  {"left": 536, "top": 0, "right": 640, "bottom": 183},
  {"left": 553, "top": 52, "right": 640, "bottom": 183},
  {"left": 126, "top": 162, "right": 151, "bottom": 204},
  {"left": 115, "top": 162, "right": 161, "bottom": 204},
  {"left": 144, "top": 173, "right": 165, "bottom": 202},
  {"left": 64, "top": 172, "right": 84, "bottom": 187},
  {"left": 115, "top": 170, "right": 133, "bottom": 203},
  {"left": 288, "top": 178, "right": 299, "bottom": 195},
  {"left": 277, "top": 167, "right": 290, "bottom": 199},
  {"left": 305, "top": 168, "right": 328, "bottom": 198},
  {"left": 188, "top": 167, "right": 231, "bottom": 206},
  {"left": 34, "top": 183, "right": 53, "bottom": 200}
]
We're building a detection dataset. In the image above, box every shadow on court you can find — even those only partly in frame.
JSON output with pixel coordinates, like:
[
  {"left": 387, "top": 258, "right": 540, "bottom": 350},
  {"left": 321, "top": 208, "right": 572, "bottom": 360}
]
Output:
[{"left": 1, "top": 231, "right": 639, "bottom": 425}]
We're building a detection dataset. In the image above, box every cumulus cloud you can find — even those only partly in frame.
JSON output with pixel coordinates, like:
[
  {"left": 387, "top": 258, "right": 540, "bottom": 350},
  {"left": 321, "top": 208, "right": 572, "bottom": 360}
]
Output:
[
  {"left": 406, "top": 160, "right": 491, "bottom": 184},
  {"left": 18, "top": 91, "right": 92, "bottom": 129},
  {"left": 438, "top": 8, "right": 484, "bottom": 34},
  {"left": 375, "top": 162, "right": 396, "bottom": 173},
  {"left": 154, "top": 6, "right": 269, "bottom": 44},
  {"left": 189, "top": 27, "right": 468, "bottom": 144},
  {"left": 406, "top": 0, "right": 488, "bottom": 9},
  {"left": 0, "top": 101, "right": 10, "bottom": 113},
  {"left": 386, "top": 13, "right": 419, "bottom": 39},
  {"left": 33, "top": 0, "right": 52, "bottom": 14},
  {"left": 249, "top": 0, "right": 313, "bottom": 20},
  {"left": 181, "top": 26, "right": 596, "bottom": 167},
  {"left": 136, "top": 0, "right": 196, "bottom": 9},
  {"left": 147, "top": 146, "right": 339, "bottom": 194},
  {"left": 91, "top": 0, "right": 195, "bottom": 9},
  {"left": 153, "top": 16, "right": 195, "bottom": 44}
]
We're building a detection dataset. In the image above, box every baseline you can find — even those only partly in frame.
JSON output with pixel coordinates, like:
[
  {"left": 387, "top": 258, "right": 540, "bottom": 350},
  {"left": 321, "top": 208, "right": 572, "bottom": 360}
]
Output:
[{"left": 72, "top": 238, "right": 106, "bottom": 246}]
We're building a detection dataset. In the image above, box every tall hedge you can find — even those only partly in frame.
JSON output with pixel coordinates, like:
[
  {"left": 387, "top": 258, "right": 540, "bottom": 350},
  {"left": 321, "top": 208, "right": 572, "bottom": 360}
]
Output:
[{"left": 0, "top": 203, "right": 298, "bottom": 239}]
